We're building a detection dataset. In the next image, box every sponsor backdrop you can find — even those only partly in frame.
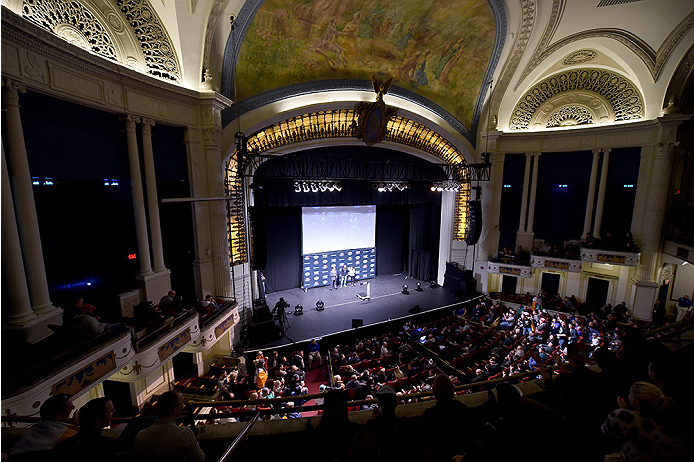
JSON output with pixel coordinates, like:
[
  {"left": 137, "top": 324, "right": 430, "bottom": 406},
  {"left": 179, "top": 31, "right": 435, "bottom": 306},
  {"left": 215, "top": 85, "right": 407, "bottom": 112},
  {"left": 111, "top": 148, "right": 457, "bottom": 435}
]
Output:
[{"left": 302, "top": 247, "right": 377, "bottom": 288}]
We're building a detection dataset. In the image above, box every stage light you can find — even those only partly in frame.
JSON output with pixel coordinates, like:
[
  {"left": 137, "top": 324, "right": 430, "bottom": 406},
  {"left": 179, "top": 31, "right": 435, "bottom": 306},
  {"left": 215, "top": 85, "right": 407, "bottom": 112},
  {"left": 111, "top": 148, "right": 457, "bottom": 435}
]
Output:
[
  {"left": 430, "top": 280, "right": 438, "bottom": 288},
  {"left": 430, "top": 185, "right": 436, "bottom": 191},
  {"left": 85, "top": 281, "right": 92, "bottom": 286},
  {"left": 294, "top": 181, "right": 302, "bottom": 192},
  {"left": 302, "top": 182, "right": 310, "bottom": 193},
  {"left": 334, "top": 183, "right": 342, "bottom": 192},
  {"left": 316, "top": 300, "right": 325, "bottom": 311},
  {"left": 295, "top": 304, "right": 304, "bottom": 315},
  {"left": 311, "top": 183, "right": 319, "bottom": 192},
  {"left": 401, "top": 284, "right": 409, "bottom": 294},
  {"left": 416, "top": 283, "right": 422, "bottom": 291}
]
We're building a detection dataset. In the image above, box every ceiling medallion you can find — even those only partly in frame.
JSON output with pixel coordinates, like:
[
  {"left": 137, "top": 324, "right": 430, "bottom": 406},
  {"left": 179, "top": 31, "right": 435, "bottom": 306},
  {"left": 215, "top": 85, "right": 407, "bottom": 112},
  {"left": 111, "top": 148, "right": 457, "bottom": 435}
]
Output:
[
  {"left": 354, "top": 75, "right": 399, "bottom": 146},
  {"left": 563, "top": 50, "right": 597, "bottom": 65}
]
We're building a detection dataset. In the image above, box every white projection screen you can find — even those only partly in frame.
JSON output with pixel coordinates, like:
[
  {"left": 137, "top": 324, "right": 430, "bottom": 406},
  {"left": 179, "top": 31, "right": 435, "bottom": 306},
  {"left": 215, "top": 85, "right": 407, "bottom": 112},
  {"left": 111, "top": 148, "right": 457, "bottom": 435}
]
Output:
[{"left": 301, "top": 205, "right": 376, "bottom": 255}]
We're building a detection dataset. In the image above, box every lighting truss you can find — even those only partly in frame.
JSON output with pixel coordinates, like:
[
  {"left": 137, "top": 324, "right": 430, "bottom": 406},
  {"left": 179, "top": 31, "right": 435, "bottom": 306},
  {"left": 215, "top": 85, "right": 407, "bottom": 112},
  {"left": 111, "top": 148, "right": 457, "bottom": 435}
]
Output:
[
  {"left": 372, "top": 181, "right": 411, "bottom": 192},
  {"left": 294, "top": 179, "right": 342, "bottom": 193}
]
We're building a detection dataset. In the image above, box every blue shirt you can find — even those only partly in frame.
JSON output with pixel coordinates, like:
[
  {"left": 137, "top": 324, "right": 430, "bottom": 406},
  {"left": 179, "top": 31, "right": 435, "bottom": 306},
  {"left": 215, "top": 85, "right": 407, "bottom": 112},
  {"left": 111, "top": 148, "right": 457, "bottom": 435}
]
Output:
[
  {"left": 308, "top": 342, "right": 320, "bottom": 353},
  {"left": 677, "top": 297, "right": 693, "bottom": 308}
]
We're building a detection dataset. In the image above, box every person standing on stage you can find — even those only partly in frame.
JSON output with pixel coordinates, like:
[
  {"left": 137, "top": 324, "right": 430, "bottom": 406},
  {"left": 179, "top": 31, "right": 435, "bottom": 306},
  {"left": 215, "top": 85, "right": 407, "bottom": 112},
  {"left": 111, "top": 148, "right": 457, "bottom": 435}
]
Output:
[
  {"left": 348, "top": 266, "right": 356, "bottom": 286},
  {"left": 340, "top": 265, "right": 348, "bottom": 287},
  {"left": 330, "top": 265, "right": 338, "bottom": 290}
]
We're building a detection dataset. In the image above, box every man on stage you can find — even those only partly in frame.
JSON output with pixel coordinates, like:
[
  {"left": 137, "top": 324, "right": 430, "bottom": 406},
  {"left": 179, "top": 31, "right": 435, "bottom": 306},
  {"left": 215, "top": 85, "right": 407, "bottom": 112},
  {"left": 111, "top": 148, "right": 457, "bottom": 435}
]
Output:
[
  {"left": 330, "top": 265, "right": 338, "bottom": 290},
  {"left": 340, "top": 265, "right": 348, "bottom": 287}
]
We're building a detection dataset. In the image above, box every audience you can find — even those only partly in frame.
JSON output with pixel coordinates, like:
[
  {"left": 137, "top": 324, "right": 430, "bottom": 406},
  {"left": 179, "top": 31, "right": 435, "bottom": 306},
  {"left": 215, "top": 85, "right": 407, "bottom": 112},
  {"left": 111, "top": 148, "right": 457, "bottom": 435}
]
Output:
[{"left": 53, "top": 397, "right": 116, "bottom": 462}]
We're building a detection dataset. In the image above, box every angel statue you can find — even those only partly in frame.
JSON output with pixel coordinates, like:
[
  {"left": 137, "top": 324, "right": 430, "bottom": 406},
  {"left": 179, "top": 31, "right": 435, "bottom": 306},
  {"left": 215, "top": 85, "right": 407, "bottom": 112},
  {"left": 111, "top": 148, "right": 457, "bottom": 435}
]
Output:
[{"left": 372, "top": 74, "right": 393, "bottom": 102}]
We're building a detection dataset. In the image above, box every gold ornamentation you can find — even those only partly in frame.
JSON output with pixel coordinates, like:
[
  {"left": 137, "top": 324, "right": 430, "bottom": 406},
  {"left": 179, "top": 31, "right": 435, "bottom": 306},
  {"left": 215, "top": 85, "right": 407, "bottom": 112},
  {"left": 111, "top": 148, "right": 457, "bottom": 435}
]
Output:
[{"left": 53, "top": 351, "right": 117, "bottom": 396}]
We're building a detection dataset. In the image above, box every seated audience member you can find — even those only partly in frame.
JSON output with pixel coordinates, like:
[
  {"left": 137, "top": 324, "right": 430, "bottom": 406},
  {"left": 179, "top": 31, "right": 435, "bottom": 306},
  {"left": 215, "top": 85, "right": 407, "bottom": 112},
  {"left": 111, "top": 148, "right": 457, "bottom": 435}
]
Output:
[
  {"left": 200, "top": 295, "right": 218, "bottom": 313},
  {"left": 63, "top": 296, "right": 84, "bottom": 326},
  {"left": 133, "top": 390, "right": 205, "bottom": 462},
  {"left": 421, "top": 375, "right": 482, "bottom": 462},
  {"left": 583, "top": 231, "right": 598, "bottom": 248},
  {"left": 72, "top": 303, "right": 118, "bottom": 336},
  {"left": 284, "top": 401, "right": 302, "bottom": 419},
  {"left": 9, "top": 394, "right": 78, "bottom": 460},
  {"left": 307, "top": 339, "right": 322, "bottom": 370},
  {"left": 53, "top": 397, "right": 117, "bottom": 462},
  {"left": 159, "top": 290, "right": 176, "bottom": 310},
  {"left": 134, "top": 301, "right": 164, "bottom": 332},
  {"left": 602, "top": 231, "right": 616, "bottom": 250},
  {"left": 539, "top": 241, "right": 552, "bottom": 254},
  {"left": 602, "top": 382, "right": 689, "bottom": 462},
  {"left": 365, "top": 385, "right": 422, "bottom": 462},
  {"left": 312, "top": 389, "right": 360, "bottom": 462}
]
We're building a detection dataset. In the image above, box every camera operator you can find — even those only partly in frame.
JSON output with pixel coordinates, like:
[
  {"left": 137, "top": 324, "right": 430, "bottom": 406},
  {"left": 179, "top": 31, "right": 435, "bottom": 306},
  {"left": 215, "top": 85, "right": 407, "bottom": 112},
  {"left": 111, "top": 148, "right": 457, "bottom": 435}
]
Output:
[{"left": 273, "top": 298, "right": 289, "bottom": 329}]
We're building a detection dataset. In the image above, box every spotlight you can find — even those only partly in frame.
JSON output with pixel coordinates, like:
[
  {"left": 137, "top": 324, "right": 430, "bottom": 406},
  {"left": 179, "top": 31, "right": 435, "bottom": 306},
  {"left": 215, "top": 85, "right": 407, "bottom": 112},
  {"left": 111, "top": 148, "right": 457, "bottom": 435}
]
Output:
[
  {"left": 431, "top": 185, "right": 436, "bottom": 191},
  {"left": 302, "top": 182, "right": 310, "bottom": 193},
  {"left": 334, "top": 183, "right": 342, "bottom": 192},
  {"left": 85, "top": 281, "right": 92, "bottom": 286},
  {"left": 401, "top": 284, "right": 409, "bottom": 295},
  {"left": 319, "top": 183, "right": 327, "bottom": 192},
  {"left": 311, "top": 183, "right": 319, "bottom": 192},
  {"left": 294, "top": 181, "right": 302, "bottom": 192},
  {"left": 430, "top": 280, "right": 438, "bottom": 288},
  {"left": 294, "top": 304, "right": 304, "bottom": 315},
  {"left": 316, "top": 300, "right": 325, "bottom": 311},
  {"left": 416, "top": 283, "right": 423, "bottom": 291}
]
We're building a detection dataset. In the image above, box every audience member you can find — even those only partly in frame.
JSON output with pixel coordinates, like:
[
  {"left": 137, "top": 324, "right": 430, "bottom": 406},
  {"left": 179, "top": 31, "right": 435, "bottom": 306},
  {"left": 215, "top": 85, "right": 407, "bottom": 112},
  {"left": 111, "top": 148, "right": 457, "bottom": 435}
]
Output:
[
  {"left": 676, "top": 294, "right": 692, "bottom": 322},
  {"left": 9, "top": 394, "right": 78, "bottom": 460},
  {"left": 132, "top": 390, "right": 205, "bottom": 462},
  {"left": 307, "top": 339, "right": 321, "bottom": 370},
  {"left": 53, "top": 397, "right": 116, "bottom": 462}
]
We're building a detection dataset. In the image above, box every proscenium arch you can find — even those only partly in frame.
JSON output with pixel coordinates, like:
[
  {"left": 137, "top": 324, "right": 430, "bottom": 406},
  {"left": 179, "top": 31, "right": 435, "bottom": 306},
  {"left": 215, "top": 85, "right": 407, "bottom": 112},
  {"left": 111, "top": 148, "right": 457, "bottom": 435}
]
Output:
[{"left": 224, "top": 110, "right": 473, "bottom": 265}]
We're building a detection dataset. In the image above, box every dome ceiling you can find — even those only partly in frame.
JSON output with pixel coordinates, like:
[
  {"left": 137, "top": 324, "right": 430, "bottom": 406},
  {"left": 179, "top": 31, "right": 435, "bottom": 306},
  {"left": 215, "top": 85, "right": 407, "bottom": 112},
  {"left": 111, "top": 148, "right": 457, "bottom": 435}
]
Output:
[{"left": 223, "top": 0, "right": 503, "bottom": 141}]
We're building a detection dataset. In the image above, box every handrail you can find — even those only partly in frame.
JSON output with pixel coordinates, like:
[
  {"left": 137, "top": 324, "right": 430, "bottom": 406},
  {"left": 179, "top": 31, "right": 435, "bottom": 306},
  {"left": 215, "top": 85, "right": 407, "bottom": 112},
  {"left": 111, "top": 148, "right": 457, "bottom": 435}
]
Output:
[
  {"left": 202, "top": 300, "right": 238, "bottom": 328},
  {"left": 217, "top": 411, "right": 260, "bottom": 462}
]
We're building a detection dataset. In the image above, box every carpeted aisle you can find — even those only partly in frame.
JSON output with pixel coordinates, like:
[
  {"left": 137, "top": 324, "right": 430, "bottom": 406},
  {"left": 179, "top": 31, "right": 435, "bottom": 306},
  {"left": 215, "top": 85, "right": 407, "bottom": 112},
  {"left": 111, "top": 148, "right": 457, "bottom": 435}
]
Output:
[{"left": 297, "top": 357, "right": 330, "bottom": 417}]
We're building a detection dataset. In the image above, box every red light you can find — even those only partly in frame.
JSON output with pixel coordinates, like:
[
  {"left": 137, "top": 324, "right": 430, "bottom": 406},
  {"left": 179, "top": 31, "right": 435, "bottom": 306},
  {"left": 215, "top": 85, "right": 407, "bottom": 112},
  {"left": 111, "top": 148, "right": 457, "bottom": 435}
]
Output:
[{"left": 127, "top": 254, "right": 137, "bottom": 260}]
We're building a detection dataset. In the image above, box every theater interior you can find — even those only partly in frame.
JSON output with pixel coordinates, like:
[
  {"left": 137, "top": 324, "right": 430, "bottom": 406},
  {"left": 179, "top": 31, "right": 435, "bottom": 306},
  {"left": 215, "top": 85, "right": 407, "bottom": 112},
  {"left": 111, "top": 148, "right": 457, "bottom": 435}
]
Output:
[{"left": 2, "top": 0, "right": 694, "bottom": 460}]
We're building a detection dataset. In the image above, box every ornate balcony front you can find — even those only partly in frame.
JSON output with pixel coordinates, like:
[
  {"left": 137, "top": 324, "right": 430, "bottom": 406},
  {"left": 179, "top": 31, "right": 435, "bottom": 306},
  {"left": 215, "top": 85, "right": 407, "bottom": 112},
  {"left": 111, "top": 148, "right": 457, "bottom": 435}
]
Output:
[
  {"left": 531, "top": 255, "right": 583, "bottom": 273},
  {"left": 110, "top": 310, "right": 198, "bottom": 382},
  {"left": 183, "top": 302, "right": 239, "bottom": 354},
  {"left": 580, "top": 248, "right": 641, "bottom": 267},
  {"left": 487, "top": 261, "right": 534, "bottom": 278}
]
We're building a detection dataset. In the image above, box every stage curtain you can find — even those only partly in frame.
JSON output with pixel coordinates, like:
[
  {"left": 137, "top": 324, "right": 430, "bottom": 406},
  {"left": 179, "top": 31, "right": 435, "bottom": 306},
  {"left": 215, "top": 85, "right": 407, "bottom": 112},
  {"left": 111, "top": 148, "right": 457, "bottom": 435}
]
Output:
[
  {"left": 410, "top": 249, "right": 432, "bottom": 281},
  {"left": 375, "top": 205, "right": 409, "bottom": 275},
  {"left": 264, "top": 207, "right": 302, "bottom": 291}
]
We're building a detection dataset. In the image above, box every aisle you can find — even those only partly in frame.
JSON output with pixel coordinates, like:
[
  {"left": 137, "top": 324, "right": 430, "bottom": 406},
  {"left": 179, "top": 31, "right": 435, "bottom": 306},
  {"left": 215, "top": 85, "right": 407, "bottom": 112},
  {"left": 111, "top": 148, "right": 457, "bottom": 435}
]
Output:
[{"left": 297, "top": 358, "right": 330, "bottom": 417}]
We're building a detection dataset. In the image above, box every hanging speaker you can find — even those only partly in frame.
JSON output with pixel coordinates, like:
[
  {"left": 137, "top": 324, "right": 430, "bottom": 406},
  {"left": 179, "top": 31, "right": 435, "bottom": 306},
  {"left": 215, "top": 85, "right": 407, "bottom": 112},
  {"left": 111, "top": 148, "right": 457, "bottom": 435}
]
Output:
[
  {"left": 465, "top": 200, "right": 482, "bottom": 245},
  {"left": 248, "top": 206, "right": 267, "bottom": 270}
]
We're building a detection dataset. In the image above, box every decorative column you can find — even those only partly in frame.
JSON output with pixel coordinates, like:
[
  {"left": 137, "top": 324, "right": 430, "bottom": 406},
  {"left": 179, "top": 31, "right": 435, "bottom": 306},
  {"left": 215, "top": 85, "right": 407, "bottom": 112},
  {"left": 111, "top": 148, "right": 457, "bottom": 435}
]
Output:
[
  {"left": 437, "top": 190, "right": 455, "bottom": 284},
  {"left": 204, "top": 126, "right": 233, "bottom": 299},
  {"left": 477, "top": 148, "right": 503, "bottom": 294},
  {"left": 517, "top": 152, "right": 532, "bottom": 232},
  {"left": 140, "top": 119, "right": 167, "bottom": 273},
  {"left": 582, "top": 149, "right": 600, "bottom": 239},
  {"left": 526, "top": 152, "right": 540, "bottom": 233},
  {"left": 593, "top": 149, "right": 610, "bottom": 238},
  {"left": 124, "top": 115, "right": 153, "bottom": 277},
  {"left": 2, "top": 79, "right": 57, "bottom": 316},
  {"left": 2, "top": 143, "right": 37, "bottom": 325}
]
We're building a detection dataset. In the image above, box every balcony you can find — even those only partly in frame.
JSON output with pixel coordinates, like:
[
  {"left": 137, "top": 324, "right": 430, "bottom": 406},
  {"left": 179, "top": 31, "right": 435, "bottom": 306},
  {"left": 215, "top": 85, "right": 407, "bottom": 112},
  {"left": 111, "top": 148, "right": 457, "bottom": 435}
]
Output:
[
  {"left": 580, "top": 247, "right": 640, "bottom": 267},
  {"left": 531, "top": 255, "right": 582, "bottom": 273},
  {"left": 2, "top": 325, "right": 134, "bottom": 417},
  {"left": 183, "top": 301, "right": 239, "bottom": 354},
  {"left": 109, "top": 310, "right": 199, "bottom": 382},
  {"left": 487, "top": 261, "right": 534, "bottom": 278}
]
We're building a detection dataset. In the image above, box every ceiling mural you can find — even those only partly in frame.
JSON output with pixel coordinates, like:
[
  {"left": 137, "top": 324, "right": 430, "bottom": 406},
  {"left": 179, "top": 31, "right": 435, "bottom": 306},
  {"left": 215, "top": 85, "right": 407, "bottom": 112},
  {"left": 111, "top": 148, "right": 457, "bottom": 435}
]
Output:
[{"left": 234, "top": 0, "right": 497, "bottom": 131}]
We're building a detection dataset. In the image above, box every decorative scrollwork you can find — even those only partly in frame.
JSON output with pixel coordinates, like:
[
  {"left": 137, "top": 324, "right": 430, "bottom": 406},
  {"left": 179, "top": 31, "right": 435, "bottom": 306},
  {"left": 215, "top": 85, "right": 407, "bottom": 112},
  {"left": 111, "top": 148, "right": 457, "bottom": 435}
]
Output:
[
  {"left": 22, "top": 0, "right": 117, "bottom": 60},
  {"left": 509, "top": 69, "right": 644, "bottom": 130},
  {"left": 115, "top": 0, "right": 181, "bottom": 82},
  {"left": 563, "top": 50, "right": 597, "bottom": 65},
  {"left": 546, "top": 106, "right": 594, "bottom": 127}
]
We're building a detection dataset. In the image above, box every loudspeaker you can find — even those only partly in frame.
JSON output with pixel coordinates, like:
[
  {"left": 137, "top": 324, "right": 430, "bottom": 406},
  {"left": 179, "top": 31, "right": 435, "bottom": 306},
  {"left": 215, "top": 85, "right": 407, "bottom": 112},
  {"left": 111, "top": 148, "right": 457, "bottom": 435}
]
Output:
[
  {"left": 248, "top": 319, "right": 280, "bottom": 345},
  {"left": 462, "top": 279, "right": 477, "bottom": 296},
  {"left": 252, "top": 303, "right": 272, "bottom": 323},
  {"left": 352, "top": 318, "right": 364, "bottom": 328},
  {"left": 248, "top": 206, "right": 267, "bottom": 271},
  {"left": 408, "top": 305, "right": 421, "bottom": 314},
  {"left": 465, "top": 200, "right": 482, "bottom": 245},
  {"left": 463, "top": 270, "right": 474, "bottom": 281}
]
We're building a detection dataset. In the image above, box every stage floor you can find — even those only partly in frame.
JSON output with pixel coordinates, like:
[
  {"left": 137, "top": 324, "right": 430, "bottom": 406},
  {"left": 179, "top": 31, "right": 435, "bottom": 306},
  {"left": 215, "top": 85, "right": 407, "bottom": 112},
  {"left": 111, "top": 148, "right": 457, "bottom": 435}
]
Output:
[{"left": 252, "top": 274, "right": 477, "bottom": 349}]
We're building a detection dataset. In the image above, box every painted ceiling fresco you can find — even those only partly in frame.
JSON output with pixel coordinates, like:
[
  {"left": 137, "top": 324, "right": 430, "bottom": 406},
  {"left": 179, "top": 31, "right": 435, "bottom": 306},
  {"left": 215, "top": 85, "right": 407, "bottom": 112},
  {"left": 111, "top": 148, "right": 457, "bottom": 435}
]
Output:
[{"left": 236, "top": 0, "right": 496, "bottom": 130}]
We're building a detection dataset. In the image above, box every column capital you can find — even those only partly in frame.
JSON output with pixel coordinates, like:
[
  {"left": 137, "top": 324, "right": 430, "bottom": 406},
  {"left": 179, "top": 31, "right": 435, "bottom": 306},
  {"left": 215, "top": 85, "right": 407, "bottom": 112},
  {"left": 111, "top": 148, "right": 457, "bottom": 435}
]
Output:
[
  {"left": 141, "top": 117, "right": 156, "bottom": 127},
  {"left": 1, "top": 78, "right": 26, "bottom": 105},
  {"left": 592, "top": 148, "right": 601, "bottom": 157},
  {"left": 602, "top": 148, "right": 612, "bottom": 155},
  {"left": 533, "top": 151, "right": 541, "bottom": 158},
  {"left": 121, "top": 115, "right": 141, "bottom": 130},
  {"left": 203, "top": 127, "right": 222, "bottom": 146}
]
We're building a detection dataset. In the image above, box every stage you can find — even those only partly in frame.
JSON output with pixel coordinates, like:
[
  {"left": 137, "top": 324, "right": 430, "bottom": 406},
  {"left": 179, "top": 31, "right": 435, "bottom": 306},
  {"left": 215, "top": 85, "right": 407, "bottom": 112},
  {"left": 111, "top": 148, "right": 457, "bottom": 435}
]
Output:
[{"left": 248, "top": 273, "right": 480, "bottom": 350}]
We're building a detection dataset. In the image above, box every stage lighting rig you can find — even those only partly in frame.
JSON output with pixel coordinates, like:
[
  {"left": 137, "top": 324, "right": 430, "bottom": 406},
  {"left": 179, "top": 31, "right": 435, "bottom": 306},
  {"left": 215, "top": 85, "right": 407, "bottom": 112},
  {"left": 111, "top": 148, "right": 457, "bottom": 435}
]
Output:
[
  {"left": 294, "top": 304, "right": 304, "bottom": 315},
  {"left": 430, "top": 280, "right": 439, "bottom": 288},
  {"left": 316, "top": 300, "right": 325, "bottom": 311},
  {"left": 401, "top": 284, "right": 409, "bottom": 294},
  {"left": 416, "top": 283, "right": 423, "bottom": 291}
]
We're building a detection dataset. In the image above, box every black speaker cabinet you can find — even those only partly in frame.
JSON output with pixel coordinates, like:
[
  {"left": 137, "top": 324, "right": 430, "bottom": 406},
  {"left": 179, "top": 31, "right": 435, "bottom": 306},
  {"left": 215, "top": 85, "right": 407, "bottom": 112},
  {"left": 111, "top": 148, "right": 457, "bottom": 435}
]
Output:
[
  {"left": 352, "top": 318, "right": 364, "bottom": 328},
  {"left": 252, "top": 303, "right": 272, "bottom": 323},
  {"left": 465, "top": 200, "right": 482, "bottom": 245}
]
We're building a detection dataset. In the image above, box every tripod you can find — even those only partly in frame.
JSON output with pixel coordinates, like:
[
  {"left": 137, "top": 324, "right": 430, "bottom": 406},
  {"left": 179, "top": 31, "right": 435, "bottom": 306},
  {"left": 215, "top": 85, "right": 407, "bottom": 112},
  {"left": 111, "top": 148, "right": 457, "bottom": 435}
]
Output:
[{"left": 278, "top": 307, "right": 290, "bottom": 329}]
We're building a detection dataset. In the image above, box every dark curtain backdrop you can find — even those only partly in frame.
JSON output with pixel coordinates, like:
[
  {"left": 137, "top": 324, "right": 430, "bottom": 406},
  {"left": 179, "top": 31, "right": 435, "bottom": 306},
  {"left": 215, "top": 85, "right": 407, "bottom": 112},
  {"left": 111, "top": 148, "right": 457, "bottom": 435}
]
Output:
[{"left": 264, "top": 207, "right": 302, "bottom": 292}]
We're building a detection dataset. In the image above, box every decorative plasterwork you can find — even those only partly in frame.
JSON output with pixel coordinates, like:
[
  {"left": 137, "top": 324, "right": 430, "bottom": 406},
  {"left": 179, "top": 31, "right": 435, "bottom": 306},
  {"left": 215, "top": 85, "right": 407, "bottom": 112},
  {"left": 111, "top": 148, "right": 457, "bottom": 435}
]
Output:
[
  {"left": 581, "top": 248, "right": 641, "bottom": 267},
  {"left": 513, "top": 0, "right": 564, "bottom": 92},
  {"left": 487, "top": 261, "right": 534, "bottom": 278},
  {"left": 531, "top": 255, "right": 582, "bottom": 272},
  {"left": 531, "top": 91, "right": 613, "bottom": 128},
  {"left": 520, "top": 12, "right": 694, "bottom": 84},
  {"left": 491, "top": 0, "right": 538, "bottom": 119},
  {"left": 563, "top": 50, "right": 596, "bottom": 65},
  {"left": 22, "top": 0, "right": 117, "bottom": 60},
  {"left": 509, "top": 69, "right": 644, "bottom": 130},
  {"left": 202, "top": 0, "right": 228, "bottom": 72},
  {"left": 663, "top": 43, "right": 694, "bottom": 110},
  {"left": 115, "top": 0, "right": 181, "bottom": 82}
]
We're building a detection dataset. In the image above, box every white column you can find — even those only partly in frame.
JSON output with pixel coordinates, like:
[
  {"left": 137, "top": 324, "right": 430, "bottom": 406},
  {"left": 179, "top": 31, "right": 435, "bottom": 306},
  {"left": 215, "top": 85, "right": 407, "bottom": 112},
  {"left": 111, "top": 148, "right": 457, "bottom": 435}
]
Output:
[
  {"left": 582, "top": 149, "right": 600, "bottom": 239},
  {"left": 204, "top": 127, "right": 233, "bottom": 298},
  {"left": 517, "top": 152, "right": 532, "bottom": 232},
  {"left": 526, "top": 152, "right": 540, "bottom": 233},
  {"left": 593, "top": 149, "right": 610, "bottom": 238},
  {"left": 140, "top": 119, "right": 167, "bottom": 273},
  {"left": 124, "top": 115, "right": 153, "bottom": 276},
  {"left": 2, "top": 79, "right": 57, "bottom": 315},
  {"left": 479, "top": 152, "right": 504, "bottom": 260},
  {"left": 437, "top": 190, "right": 455, "bottom": 284},
  {"left": 1, "top": 142, "right": 37, "bottom": 324}
]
